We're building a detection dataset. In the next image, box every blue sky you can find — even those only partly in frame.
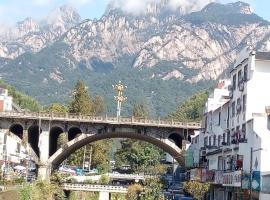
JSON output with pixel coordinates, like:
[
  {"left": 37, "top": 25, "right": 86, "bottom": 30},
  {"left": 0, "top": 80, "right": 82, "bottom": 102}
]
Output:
[{"left": 0, "top": 0, "right": 268, "bottom": 24}]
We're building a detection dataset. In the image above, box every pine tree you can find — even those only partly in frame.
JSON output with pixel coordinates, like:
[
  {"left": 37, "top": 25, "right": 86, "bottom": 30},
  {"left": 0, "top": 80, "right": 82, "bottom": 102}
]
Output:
[
  {"left": 69, "top": 80, "right": 92, "bottom": 115},
  {"left": 67, "top": 80, "right": 111, "bottom": 171},
  {"left": 92, "top": 96, "right": 106, "bottom": 115}
]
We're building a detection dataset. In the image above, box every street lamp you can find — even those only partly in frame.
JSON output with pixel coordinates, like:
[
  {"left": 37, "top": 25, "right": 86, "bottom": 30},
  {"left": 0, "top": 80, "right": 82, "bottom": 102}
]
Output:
[
  {"left": 249, "top": 147, "right": 264, "bottom": 200},
  {"left": 112, "top": 81, "right": 127, "bottom": 119}
]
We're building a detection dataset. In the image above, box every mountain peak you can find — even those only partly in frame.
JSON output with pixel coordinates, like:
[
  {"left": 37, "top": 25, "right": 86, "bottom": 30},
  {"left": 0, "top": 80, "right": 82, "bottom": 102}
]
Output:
[
  {"left": 47, "top": 5, "right": 81, "bottom": 29},
  {"left": 15, "top": 17, "right": 39, "bottom": 37},
  {"left": 202, "top": 1, "right": 252, "bottom": 15},
  {"left": 227, "top": 1, "right": 253, "bottom": 14}
]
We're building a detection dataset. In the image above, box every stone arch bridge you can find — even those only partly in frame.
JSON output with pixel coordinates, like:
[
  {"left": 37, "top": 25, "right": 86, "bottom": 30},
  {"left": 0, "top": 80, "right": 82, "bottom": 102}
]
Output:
[{"left": 0, "top": 112, "right": 200, "bottom": 179}]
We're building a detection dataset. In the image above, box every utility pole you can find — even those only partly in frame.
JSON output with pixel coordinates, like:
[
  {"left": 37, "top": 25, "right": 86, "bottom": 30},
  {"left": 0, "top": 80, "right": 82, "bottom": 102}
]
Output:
[
  {"left": 82, "top": 146, "right": 86, "bottom": 170},
  {"left": 249, "top": 147, "right": 253, "bottom": 200},
  {"left": 88, "top": 145, "right": 92, "bottom": 172},
  {"left": 112, "top": 81, "right": 127, "bottom": 119}
]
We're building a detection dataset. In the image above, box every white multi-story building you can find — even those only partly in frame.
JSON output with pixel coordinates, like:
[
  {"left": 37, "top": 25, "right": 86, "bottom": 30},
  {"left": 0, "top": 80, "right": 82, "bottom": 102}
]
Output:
[
  {"left": 186, "top": 47, "right": 270, "bottom": 200},
  {"left": 0, "top": 88, "right": 12, "bottom": 111}
]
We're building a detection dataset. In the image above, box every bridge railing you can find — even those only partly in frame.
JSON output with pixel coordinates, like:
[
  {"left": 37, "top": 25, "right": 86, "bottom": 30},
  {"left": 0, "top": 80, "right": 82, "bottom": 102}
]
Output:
[
  {"left": 0, "top": 111, "right": 201, "bottom": 128},
  {"left": 62, "top": 183, "right": 128, "bottom": 193}
]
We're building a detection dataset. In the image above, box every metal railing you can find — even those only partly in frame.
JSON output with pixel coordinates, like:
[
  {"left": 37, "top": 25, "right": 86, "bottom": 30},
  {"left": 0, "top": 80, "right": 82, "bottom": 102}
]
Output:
[
  {"left": 0, "top": 111, "right": 201, "bottom": 129},
  {"left": 61, "top": 183, "right": 128, "bottom": 193}
]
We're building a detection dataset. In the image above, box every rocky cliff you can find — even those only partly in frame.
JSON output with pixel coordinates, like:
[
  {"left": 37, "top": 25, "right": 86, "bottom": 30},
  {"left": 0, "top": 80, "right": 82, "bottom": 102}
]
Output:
[{"left": 1, "top": 1, "right": 270, "bottom": 116}]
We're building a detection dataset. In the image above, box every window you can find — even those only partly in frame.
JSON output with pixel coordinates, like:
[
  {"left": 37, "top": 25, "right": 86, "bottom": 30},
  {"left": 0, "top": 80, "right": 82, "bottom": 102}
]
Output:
[
  {"left": 227, "top": 106, "right": 230, "bottom": 128},
  {"left": 204, "top": 137, "right": 208, "bottom": 147},
  {"left": 213, "top": 135, "right": 216, "bottom": 146},
  {"left": 237, "top": 98, "right": 241, "bottom": 114},
  {"left": 209, "top": 136, "right": 212, "bottom": 147},
  {"left": 233, "top": 74, "right": 237, "bottom": 90},
  {"left": 223, "top": 133, "right": 226, "bottom": 143},
  {"left": 218, "top": 156, "right": 224, "bottom": 170},
  {"left": 238, "top": 70, "right": 242, "bottom": 86},
  {"left": 242, "top": 124, "right": 246, "bottom": 139},
  {"left": 236, "top": 126, "right": 240, "bottom": 140},
  {"left": 243, "top": 95, "right": 246, "bottom": 112},
  {"left": 227, "top": 131, "right": 231, "bottom": 145},
  {"left": 218, "top": 135, "right": 221, "bottom": 146},
  {"left": 244, "top": 65, "right": 248, "bottom": 81},
  {"left": 232, "top": 101, "right": 236, "bottom": 117},
  {"left": 218, "top": 112, "right": 221, "bottom": 126}
]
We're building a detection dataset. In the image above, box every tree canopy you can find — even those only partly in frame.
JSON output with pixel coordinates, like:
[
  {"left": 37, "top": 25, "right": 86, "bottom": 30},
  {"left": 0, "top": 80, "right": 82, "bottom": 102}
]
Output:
[
  {"left": 0, "top": 80, "right": 41, "bottom": 112},
  {"left": 169, "top": 90, "right": 208, "bottom": 122},
  {"left": 114, "top": 139, "right": 163, "bottom": 173},
  {"left": 66, "top": 80, "right": 110, "bottom": 172},
  {"left": 132, "top": 102, "right": 149, "bottom": 118},
  {"left": 69, "top": 80, "right": 93, "bottom": 115}
]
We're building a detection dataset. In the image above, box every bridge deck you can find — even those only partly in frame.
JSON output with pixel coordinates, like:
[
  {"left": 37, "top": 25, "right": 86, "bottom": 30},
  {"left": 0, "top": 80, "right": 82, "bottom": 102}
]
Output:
[{"left": 0, "top": 112, "right": 201, "bottom": 129}]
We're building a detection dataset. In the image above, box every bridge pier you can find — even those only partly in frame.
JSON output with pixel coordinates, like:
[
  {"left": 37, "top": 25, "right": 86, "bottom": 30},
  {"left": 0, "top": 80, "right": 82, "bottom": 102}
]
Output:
[
  {"left": 37, "top": 164, "right": 51, "bottom": 180},
  {"left": 39, "top": 131, "right": 50, "bottom": 163},
  {"left": 99, "top": 191, "right": 110, "bottom": 200}
]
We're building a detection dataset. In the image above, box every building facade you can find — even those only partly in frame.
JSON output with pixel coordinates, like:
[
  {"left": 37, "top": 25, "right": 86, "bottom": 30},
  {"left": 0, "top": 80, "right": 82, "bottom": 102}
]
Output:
[
  {"left": 0, "top": 88, "right": 28, "bottom": 174},
  {"left": 186, "top": 47, "right": 270, "bottom": 200},
  {"left": 0, "top": 88, "right": 12, "bottom": 112}
]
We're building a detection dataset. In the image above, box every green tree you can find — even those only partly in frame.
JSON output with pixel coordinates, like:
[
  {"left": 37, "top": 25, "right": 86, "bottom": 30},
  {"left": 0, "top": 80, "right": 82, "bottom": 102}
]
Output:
[
  {"left": 183, "top": 181, "right": 210, "bottom": 200},
  {"left": 115, "top": 139, "right": 163, "bottom": 173},
  {"left": 169, "top": 90, "right": 208, "bottom": 122},
  {"left": 92, "top": 96, "right": 106, "bottom": 115},
  {"left": 67, "top": 80, "right": 110, "bottom": 169},
  {"left": 67, "top": 140, "right": 112, "bottom": 173},
  {"left": 18, "top": 180, "right": 65, "bottom": 200},
  {"left": 92, "top": 140, "right": 112, "bottom": 173},
  {"left": 0, "top": 80, "right": 41, "bottom": 112},
  {"left": 126, "top": 184, "right": 143, "bottom": 200},
  {"left": 69, "top": 80, "right": 92, "bottom": 115},
  {"left": 57, "top": 133, "right": 68, "bottom": 149},
  {"left": 144, "top": 178, "right": 164, "bottom": 200},
  {"left": 45, "top": 103, "right": 68, "bottom": 113},
  {"left": 98, "top": 175, "right": 110, "bottom": 185},
  {"left": 133, "top": 103, "right": 149, "bottom": 118}
]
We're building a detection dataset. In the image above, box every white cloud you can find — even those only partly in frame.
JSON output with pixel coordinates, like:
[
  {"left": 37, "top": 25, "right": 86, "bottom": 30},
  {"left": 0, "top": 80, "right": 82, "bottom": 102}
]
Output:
[
  {"left": 110, "top": 0, "right": 158, "bottom": 15},
  {"left": 32, "top": 0, "right": 52, "bottom": 6},
  {"left": 110, "top": 0, "right": 217, "bottom": 15},
  {"left": 68, "top": 0, "right": 94, "bottom": 6},
  {"left": 168, "top": 0, "right": 215, "bottom": 13}
]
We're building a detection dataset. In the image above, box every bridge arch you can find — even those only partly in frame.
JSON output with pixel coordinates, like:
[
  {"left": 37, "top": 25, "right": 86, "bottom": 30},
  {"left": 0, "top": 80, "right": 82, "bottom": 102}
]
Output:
[
  {"left": 28, "top": 125, "right": 41, "bottom": 157},
  {"left": 3, "top": 124, "right": 40, "bottom": 163},
  {"left": 48, "top": 131, "right": 184, "bottom": 169},
  {"left": 9, "top": 123, "right": 23, "bottom": 140},
  {"left": 168, "top": 133, "right": 183, "bottom": 149},
  {"left": 68, "top": 127, "right": 82, "bottom": 141},
  {"left": 49, "top": 126, "right": 64, "bottom": 157}
]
